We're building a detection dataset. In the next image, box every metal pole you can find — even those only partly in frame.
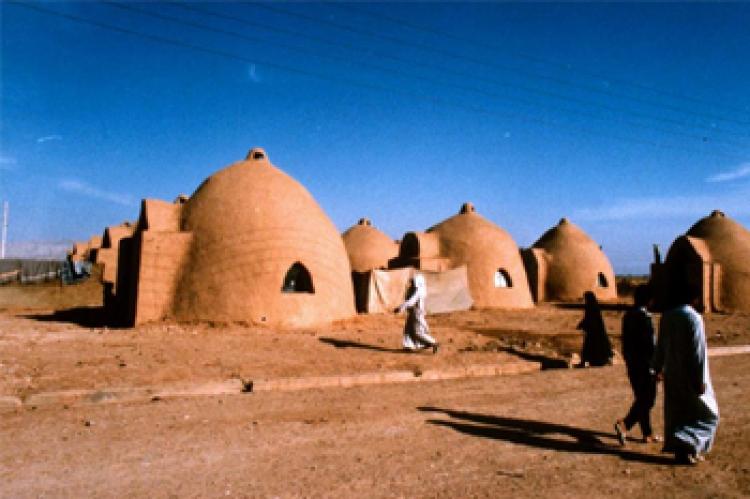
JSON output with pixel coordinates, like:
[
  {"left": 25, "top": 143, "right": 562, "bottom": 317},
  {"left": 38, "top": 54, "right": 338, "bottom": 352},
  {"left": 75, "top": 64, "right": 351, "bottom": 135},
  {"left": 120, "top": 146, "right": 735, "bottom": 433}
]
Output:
[{"left": 1, "top": 201, "right": 8, "bottom": 259}]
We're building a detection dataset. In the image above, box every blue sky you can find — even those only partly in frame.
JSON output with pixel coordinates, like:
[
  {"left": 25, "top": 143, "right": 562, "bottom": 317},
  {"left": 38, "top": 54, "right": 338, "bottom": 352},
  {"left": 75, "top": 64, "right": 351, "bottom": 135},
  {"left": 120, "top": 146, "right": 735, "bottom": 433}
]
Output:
[{"left": 1, "top": 2, "right": 749, "bottom": 273}]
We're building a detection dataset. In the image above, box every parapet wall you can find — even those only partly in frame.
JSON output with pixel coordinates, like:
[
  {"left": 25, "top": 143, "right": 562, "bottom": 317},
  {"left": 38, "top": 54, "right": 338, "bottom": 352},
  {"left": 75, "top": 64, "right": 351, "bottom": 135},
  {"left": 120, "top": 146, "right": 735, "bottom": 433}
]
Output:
[
  {"left": 140, "top": 199, "right": 181, "bottom": 232},
  {"left": 521, "top": 248, "right": 548, "bottom": 302},
  {"left": 97, "top": 248, "right": 118, "bottom": 284},
  {"left": 134, "top": 231, "right": 193, "bottom": 325}
]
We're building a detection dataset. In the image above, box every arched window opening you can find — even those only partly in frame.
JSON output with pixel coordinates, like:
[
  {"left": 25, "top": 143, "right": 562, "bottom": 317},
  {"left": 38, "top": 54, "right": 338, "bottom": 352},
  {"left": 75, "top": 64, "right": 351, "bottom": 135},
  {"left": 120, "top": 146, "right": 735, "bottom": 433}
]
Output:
[
  {"left": 494, "top": 268, "right": 512, "bottom": 288},
  {"left": 282, "top": 262, "right": 314, "bottom": 293},
  {"left": 399, "top": 232, "right": 420, "bottom": 259},
  {"left": 598, "top": 272, "right": 609, "bottom": 288}
]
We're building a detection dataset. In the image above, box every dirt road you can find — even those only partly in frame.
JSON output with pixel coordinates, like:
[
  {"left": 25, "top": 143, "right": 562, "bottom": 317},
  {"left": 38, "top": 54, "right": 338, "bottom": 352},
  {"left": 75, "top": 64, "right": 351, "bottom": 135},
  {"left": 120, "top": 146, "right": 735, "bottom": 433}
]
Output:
[
  {"left": 2, "top": 354, "right": 748, "bottom": 498},
  {"left": 1, "top": 305, "right": 748, "bottom": 498}
]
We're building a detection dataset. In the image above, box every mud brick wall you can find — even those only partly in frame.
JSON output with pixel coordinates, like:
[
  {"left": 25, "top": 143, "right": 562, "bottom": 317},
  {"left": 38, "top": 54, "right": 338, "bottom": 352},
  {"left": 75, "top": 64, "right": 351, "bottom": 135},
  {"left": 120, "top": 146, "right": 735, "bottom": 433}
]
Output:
[
  {"left": 97, "top": 248, "right": 117, "bottom": 284},
  {"left": 96, "top": 225, "right": 135, "bottom": 286},
  {"left": 141, "top": 199, "right": 181, "bottom": 232},
  {"left": 134, "top": 231, "right": 193, "bottom": 325}
]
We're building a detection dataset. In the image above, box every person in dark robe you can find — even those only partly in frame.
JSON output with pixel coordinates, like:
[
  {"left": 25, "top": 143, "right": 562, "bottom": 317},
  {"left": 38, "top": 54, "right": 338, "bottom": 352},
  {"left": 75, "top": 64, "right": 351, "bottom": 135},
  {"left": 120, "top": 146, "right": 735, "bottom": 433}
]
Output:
[
  {"left": 576, "top": 291, "right": 613, "bottom": 367},
  {"left": 615, "top": 284, "right": 660, "bottom": 445}
]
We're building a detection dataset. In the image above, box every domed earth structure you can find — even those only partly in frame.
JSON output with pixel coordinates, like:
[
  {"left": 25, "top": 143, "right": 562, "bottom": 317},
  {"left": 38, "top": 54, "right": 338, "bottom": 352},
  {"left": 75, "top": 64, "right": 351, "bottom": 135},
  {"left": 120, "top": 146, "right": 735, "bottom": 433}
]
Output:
[
  {"left": 652, "top": 210, "right": 750, "bottom": 312},
  {"left": 394, "top": 202, "right": 533, "bottom": 308},
  {"left": 117, "top": 148, "right": 355, "bottom": 328},
  {"left": 342, "top": 218, "right": 398, "bottom": 272},
  {"left": 522, "top": 218, "right": 617, "bottom": 302}
]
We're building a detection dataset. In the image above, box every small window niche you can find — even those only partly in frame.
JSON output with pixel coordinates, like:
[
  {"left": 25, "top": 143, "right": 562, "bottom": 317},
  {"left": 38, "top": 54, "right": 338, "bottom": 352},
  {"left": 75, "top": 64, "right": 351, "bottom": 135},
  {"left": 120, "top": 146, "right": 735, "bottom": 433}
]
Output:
[
  {"left": 494, "top": 268, "right": 512, "bottom": 288},
  {"left": 282, "top": 262, "right": 314, "bottom": 293},
  {"left": 597, "top": 272, "right": 609, "bottom": 288}
]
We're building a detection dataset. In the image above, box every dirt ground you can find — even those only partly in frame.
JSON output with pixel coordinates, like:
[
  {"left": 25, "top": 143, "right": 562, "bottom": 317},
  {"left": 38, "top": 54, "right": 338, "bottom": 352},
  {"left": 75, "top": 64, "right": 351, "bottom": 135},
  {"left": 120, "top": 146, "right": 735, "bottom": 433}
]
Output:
[
  {"left": 0, "top": 267, "right": 103, "bottom": 312},
  {"left": 1, "top": 303, "right": 748, "bottom": 398},
  {"left": 1, "top": 300, "right": 749, "bottom": 497}
]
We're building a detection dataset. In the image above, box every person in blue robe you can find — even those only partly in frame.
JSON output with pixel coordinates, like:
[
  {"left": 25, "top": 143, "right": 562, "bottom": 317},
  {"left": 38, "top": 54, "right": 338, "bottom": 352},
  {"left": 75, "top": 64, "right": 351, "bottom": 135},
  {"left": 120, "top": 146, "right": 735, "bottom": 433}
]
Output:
[{"left": 652, "top": 285, "right": 719, "bottom": 464}]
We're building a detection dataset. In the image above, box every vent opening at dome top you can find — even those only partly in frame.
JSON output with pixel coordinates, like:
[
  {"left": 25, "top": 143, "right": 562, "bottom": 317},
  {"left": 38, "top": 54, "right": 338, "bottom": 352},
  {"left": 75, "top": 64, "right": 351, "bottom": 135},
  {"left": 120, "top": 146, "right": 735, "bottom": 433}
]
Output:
[
  {"left": 597, "top": 272, "right": 609, "bottom": 288},
  {"left": 282, "top": 262, "right": 314, "bottom": 293},
  {"left": 494, "top": 268, "right": 512, "bottom": 288},
  {"left": 460, "top": 202, "right": 475, "bottom": 214},
  {"left": 247, "top": 147, "right": 267, "bottom": 161}
]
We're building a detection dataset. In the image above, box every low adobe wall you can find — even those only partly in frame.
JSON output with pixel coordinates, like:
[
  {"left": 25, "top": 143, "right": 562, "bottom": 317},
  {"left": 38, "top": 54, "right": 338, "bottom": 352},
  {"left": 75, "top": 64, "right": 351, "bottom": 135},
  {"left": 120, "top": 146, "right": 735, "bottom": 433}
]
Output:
[{"left": 134, "top": 232, "right": 193, "bottom": 325}]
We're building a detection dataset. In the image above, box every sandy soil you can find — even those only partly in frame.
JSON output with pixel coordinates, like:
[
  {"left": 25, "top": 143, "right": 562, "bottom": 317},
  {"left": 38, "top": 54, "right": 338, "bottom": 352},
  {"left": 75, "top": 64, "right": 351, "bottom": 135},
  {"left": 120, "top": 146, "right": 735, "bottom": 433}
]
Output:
[
  {"left": 0, "top": 267, "right": 103, "bottom": 312},
  {"left": 2, "top": 355, "right": 748, "bottom": 498},
  {"left": 1, "top": 304, "right": 749, "bottom": 497},
  {"left": 2, "top": 304, "right": 748, "bottom": 398}
]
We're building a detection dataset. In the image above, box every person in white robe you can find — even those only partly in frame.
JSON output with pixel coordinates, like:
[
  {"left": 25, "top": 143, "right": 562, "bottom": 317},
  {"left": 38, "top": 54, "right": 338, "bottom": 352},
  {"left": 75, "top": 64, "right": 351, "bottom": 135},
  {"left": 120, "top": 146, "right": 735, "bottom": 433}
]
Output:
[
  {"left": 395, "top": 274, "right": 439, "bottom": 353},
  {"left": 652, "top": 297, "right": 719, "bottom": 464}
]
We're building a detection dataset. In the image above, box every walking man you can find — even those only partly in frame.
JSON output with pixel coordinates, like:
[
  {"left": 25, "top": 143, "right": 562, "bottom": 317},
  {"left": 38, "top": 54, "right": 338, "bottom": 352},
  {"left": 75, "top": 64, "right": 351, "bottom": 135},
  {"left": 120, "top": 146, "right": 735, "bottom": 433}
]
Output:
[
  {"left": 615, "top": 284, "right": 660, "bottom": 445},
  {"left": 395, "top": 274, "right": 439, "bottom": 353}
]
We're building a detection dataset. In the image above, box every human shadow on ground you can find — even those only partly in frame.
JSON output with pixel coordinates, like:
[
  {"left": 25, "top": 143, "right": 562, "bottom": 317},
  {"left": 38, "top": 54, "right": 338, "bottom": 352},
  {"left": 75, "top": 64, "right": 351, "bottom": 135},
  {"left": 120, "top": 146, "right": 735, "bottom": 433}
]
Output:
[
  {"left": 459, "top": 343, "right": 570, "bottom": 370},
  {"left": 555, "top": 302, "right": 630, "bottom": 312},
  {"left": 418, "top": 406, "right": 674, "bottom": 465},
  {"left": 319, "top": 337, "right": 413, "bottom": 354},
  {"left": 24, "top": 306, "right": 114, "bottom": 328},
  {"left": 497, "top": 347, "right": 571, "bottom": 369},
  {"left": 466, "top": 329, "right": 575, "bottom": 369}
]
